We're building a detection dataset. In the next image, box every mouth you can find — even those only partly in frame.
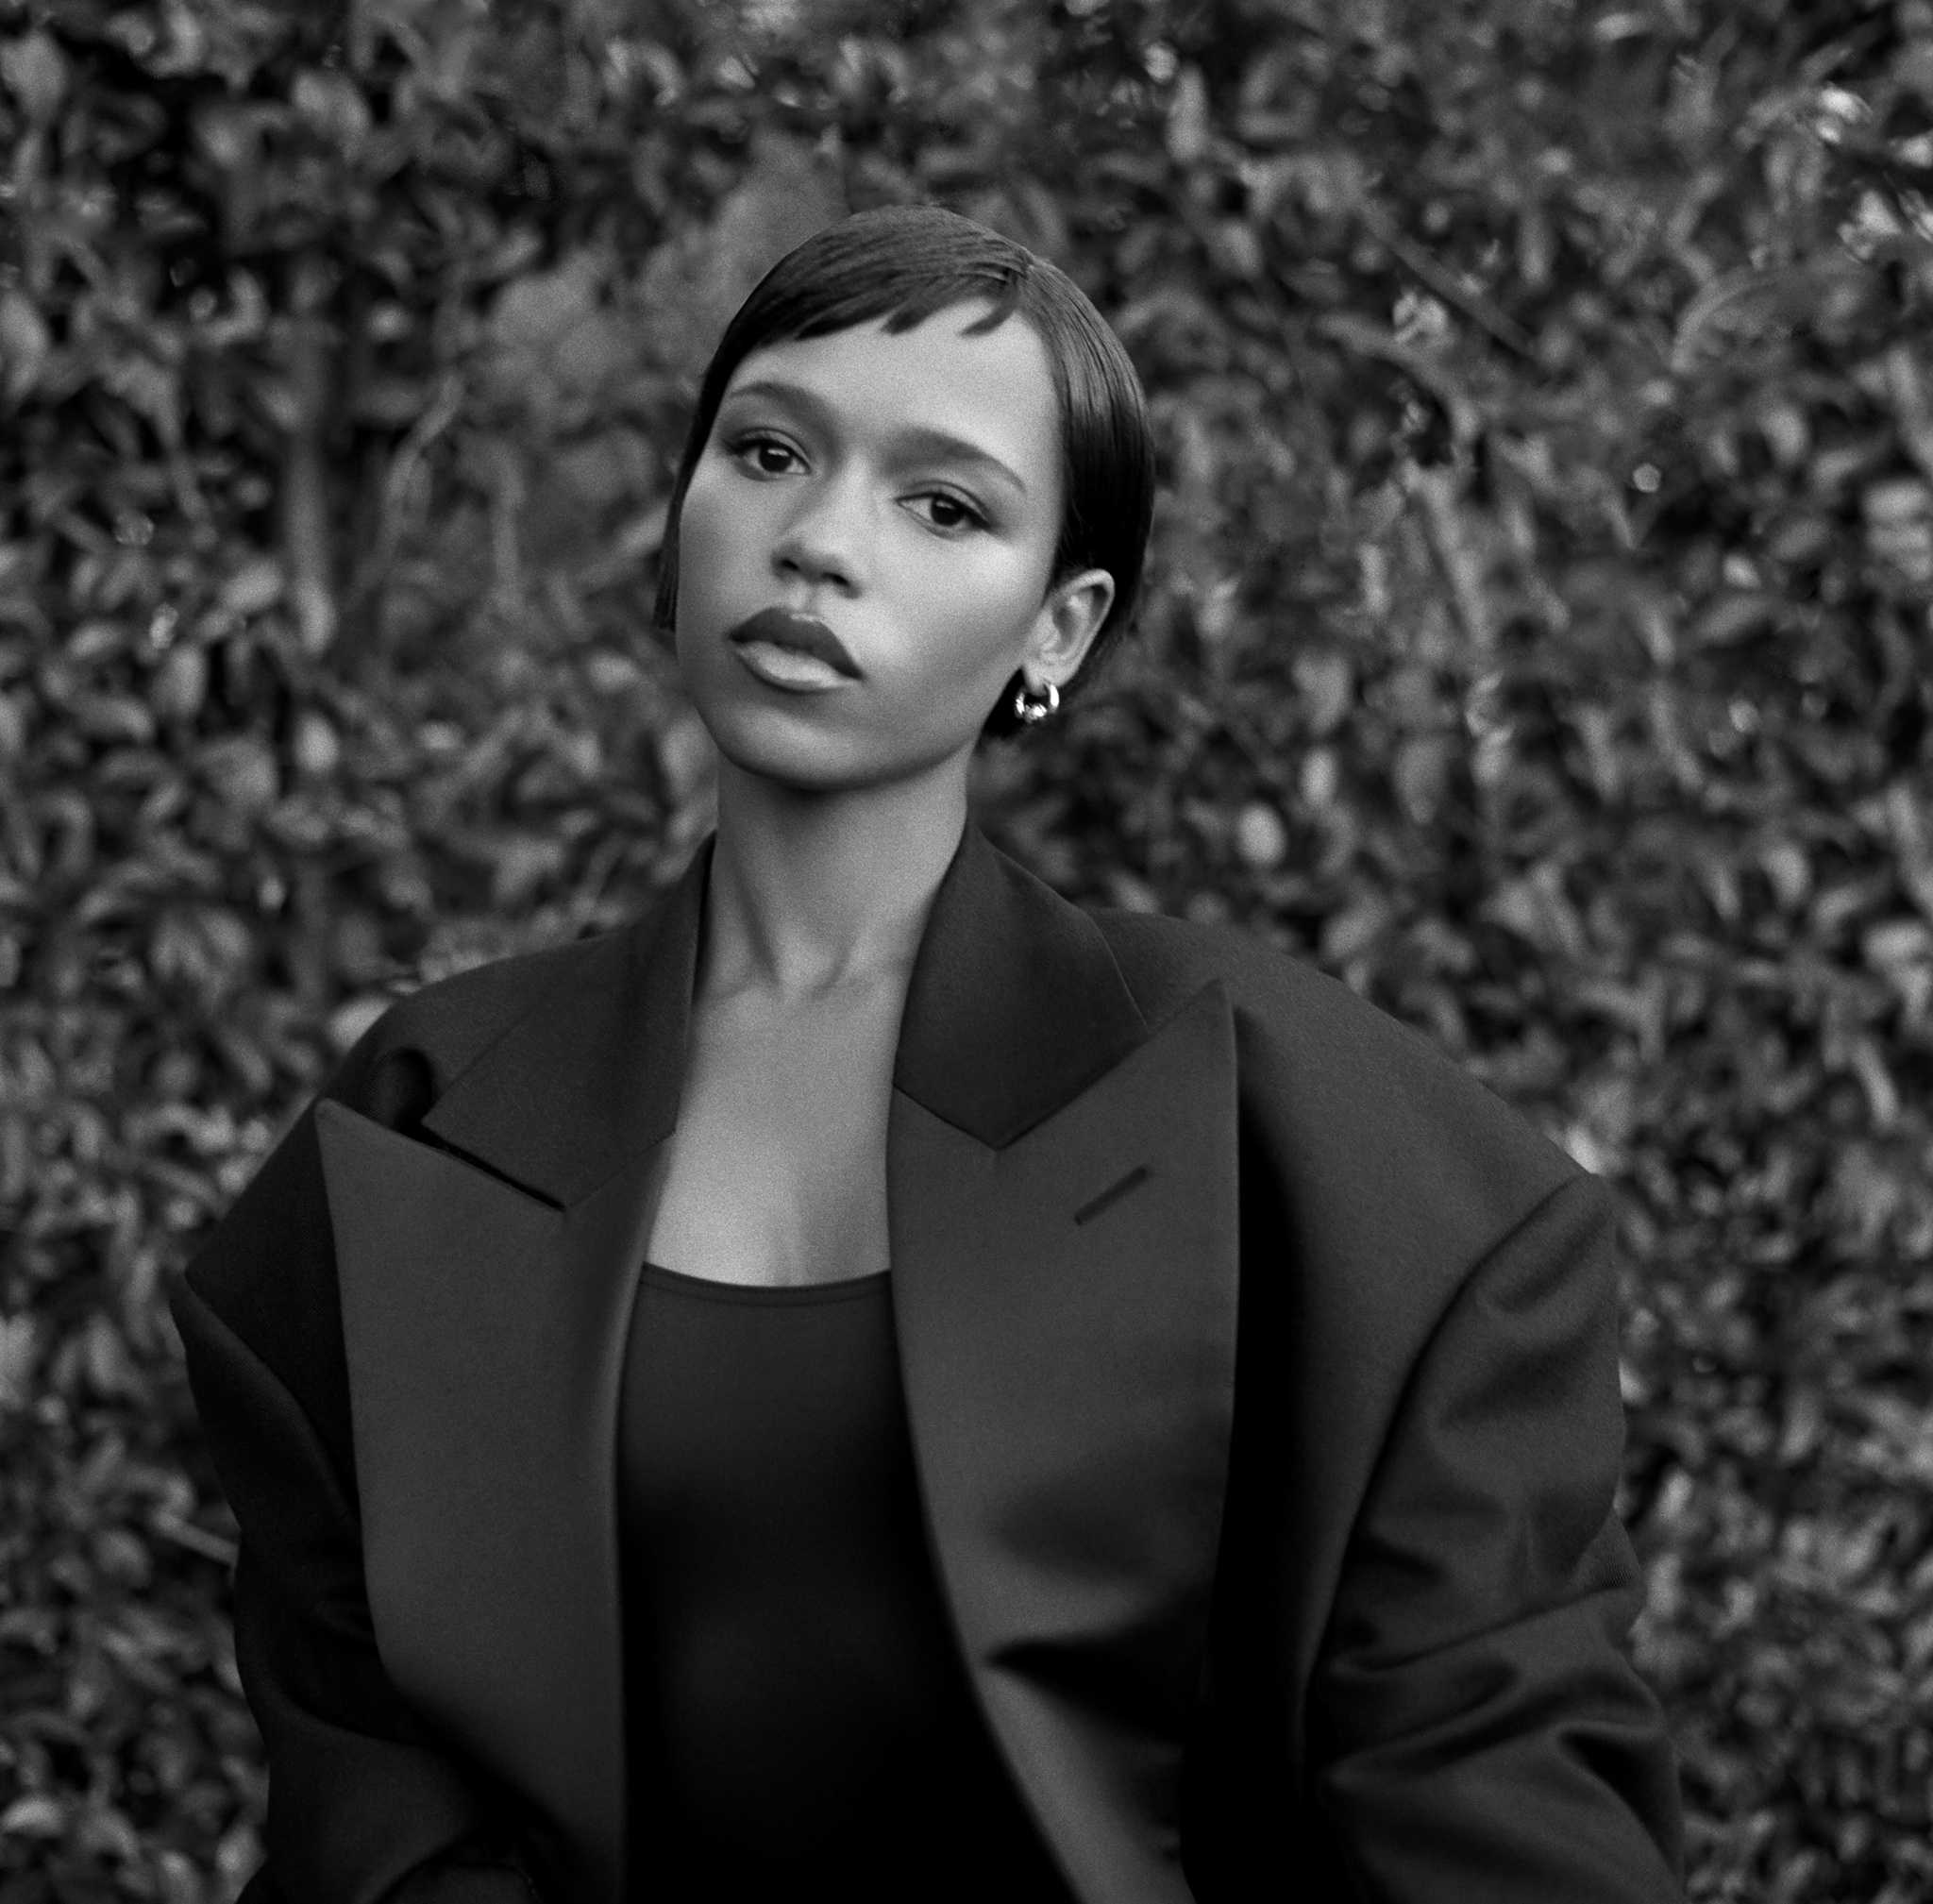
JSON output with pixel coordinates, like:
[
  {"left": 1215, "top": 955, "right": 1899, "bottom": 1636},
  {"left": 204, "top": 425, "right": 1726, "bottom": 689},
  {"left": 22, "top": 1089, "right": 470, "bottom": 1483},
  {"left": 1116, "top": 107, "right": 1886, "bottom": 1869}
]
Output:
[{"left": 726, "top": 607, "right": 862, "bottom": 691}]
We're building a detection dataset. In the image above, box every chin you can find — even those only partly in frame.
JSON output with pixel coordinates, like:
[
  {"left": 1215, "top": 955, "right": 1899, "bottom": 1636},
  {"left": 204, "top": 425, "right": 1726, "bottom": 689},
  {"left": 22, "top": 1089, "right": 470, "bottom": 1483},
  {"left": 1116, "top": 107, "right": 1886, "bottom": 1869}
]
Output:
[
  {"left": 706, "top": 702, "right": 892, "bottom": 794},
  {"left": 704, "top": 700, "right": 967, "bottom": 798}
]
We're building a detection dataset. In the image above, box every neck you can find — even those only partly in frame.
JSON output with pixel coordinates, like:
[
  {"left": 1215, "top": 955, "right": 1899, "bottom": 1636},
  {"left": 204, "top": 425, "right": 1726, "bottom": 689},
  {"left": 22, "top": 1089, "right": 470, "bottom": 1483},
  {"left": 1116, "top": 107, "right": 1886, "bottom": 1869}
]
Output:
[{"left": 700, "top": 750, "right": 970, "bottom": 1001}]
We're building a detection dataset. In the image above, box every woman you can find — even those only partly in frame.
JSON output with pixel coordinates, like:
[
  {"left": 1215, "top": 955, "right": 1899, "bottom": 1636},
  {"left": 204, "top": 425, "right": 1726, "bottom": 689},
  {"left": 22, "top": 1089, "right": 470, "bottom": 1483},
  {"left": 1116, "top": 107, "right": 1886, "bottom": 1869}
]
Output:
[{"left": 173, "top": 207, "right": 1687, "bottom": 1904}]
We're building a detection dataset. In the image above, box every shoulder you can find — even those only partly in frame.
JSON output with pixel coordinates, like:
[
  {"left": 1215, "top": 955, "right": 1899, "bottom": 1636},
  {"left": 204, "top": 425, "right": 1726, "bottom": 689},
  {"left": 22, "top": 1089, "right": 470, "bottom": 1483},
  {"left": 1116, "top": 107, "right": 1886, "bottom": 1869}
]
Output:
[
  {"left": 1092, "top": 905, "right": 1581, "bottom": 1268},
  {"left": 177, "top": 901, "right": 665, "bottom": 1419},
  {"left": 327, "top": 912, "right": 648, "bottom": 1127},
  {"left": 1094, "top": 904, "right": 1360, "bottom": 1034}
]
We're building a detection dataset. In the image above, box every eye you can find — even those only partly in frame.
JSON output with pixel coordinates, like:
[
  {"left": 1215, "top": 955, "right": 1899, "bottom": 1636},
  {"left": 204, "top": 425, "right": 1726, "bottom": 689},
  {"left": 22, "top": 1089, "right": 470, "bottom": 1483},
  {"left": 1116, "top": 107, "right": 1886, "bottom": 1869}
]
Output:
[
  {"left": 729, "top": 431, "right": 805, "bottom": 477},
  {"left": 905, "top": 489, "right": 987, "bottom": 534}
]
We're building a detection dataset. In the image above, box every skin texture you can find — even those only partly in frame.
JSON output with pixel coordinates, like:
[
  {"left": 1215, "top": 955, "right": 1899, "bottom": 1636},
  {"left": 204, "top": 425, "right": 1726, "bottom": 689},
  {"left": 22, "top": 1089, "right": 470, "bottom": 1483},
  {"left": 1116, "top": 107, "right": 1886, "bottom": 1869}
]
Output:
[
  {"left": 673, "top": 305, "right": 1111, "bottom": 793},
  {"left": 647, "top": 304, "right": 1114, "bottom": 1287}
]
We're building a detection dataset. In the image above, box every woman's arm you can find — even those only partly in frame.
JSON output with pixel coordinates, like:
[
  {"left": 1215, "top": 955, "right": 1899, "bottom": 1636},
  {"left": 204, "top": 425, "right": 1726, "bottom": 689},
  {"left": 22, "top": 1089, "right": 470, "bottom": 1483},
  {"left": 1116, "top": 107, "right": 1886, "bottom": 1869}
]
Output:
[
  {"left": 1311, "top": 1172, "right": 1685, "bottom": 1902},
  {"left": 172, "top": 1103, "right": 542, "bottom": 1904}
]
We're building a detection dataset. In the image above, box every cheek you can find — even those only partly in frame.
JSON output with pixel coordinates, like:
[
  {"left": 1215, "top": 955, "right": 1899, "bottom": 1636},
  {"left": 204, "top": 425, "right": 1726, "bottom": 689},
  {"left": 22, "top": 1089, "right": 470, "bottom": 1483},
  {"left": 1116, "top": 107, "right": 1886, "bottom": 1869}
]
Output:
[
  {"left": 933, "top": 598, "right": 1025, "bottom": 683},
  {"left": 672, "top": 474, "right": 740, "bottom": 621},
  {"left": 896, "top": 548, "right": 1045, "bottom": 681}
]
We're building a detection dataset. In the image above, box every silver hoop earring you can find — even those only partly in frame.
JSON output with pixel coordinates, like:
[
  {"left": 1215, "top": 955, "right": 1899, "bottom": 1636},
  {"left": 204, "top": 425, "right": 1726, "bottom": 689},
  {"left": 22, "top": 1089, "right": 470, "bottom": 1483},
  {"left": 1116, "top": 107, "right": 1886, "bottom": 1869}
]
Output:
[{"left": 1013, "top": 680, "right": 1060, "bottom": 725}]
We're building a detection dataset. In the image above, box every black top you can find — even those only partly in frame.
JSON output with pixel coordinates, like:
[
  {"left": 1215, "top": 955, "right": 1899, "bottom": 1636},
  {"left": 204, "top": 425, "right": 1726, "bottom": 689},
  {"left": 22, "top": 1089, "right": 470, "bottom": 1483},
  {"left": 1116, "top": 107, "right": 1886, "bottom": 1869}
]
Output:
[{"left": 616, "top": 1263, "right": 1073, "bottom": 1902}]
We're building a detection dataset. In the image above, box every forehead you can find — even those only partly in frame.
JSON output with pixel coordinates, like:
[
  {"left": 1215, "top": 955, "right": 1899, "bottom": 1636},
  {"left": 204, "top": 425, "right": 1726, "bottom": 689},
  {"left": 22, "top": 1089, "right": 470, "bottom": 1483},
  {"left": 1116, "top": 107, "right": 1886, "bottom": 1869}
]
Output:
[{"left": 719, "top": 305, "right": 1060, "bottom": 475}]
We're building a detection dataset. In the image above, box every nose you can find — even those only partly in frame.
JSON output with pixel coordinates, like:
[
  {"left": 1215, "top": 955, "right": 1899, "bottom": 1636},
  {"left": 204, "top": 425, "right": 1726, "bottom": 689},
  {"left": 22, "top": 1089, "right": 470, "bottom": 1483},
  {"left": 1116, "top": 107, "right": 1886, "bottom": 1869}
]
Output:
[{"left": 770, "top": 471, "right": 866, "bottom": 595}]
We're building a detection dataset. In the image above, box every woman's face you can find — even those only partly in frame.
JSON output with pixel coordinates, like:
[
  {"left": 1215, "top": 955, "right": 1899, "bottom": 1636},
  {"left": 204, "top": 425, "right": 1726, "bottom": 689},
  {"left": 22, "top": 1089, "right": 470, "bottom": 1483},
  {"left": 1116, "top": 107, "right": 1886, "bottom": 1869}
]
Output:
[{"left": 672, "top": 303, "right": 1112, "bottom": 793}]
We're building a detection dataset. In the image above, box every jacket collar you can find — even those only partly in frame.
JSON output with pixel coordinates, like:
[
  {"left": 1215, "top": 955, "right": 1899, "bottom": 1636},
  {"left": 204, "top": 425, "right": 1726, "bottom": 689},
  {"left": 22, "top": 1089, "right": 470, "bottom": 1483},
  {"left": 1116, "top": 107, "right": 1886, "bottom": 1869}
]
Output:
[
  {"left": 421, "top": 821, "right": 1151, "bottom": 1189},
  {"left": 895, "top": 821, "right": 1148, "bottom": 1147},
  {"left": 335, "top": 820, "right": 1235, "bottom": 1904},
  {"left": 418, "top": 847, "right": 700, "bottom": 1205}
]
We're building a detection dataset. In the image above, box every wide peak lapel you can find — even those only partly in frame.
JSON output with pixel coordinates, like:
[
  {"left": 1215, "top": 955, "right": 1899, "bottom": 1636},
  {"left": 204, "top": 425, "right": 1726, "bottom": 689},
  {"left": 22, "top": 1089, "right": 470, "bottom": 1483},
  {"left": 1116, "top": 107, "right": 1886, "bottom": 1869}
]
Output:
[
  {"left": 420, "top": 840, "right": 708, "bottom": 1205},
  {"left": 318, "top": 1102, "right": 664, "bottom": 1904},
  {"left": 316, "top": 846, "right": 710, "bottom": 1904},
  {"left": 894, "top": 827, "right": 1147, "bottom": 1147},
  {"left": 890, "top": 832, "right": 1240, "bottom": 1904}
]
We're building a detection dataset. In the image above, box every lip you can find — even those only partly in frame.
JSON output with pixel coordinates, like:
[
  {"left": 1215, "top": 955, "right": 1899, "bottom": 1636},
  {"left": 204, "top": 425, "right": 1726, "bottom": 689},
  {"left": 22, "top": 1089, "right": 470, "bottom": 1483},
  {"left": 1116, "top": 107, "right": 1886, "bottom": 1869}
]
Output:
[{"left": 726, "top": 607, "right": 863, "bottom": 686}]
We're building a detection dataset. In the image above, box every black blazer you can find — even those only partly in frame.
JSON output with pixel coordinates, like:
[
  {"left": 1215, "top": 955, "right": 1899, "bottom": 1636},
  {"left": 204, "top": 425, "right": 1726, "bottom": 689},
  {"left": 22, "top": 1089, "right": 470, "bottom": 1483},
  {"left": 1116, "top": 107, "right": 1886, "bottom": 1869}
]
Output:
[{"left": 172, "top": 826, "right": 1686, "bottom": 1904}]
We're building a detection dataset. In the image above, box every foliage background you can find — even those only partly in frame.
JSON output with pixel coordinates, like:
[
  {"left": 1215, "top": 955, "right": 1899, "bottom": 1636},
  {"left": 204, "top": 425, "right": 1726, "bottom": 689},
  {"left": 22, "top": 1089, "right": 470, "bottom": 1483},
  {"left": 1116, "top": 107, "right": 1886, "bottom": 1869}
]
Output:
[{"left": 0, "top": 0, "right": 1928, "bottom": 1897}]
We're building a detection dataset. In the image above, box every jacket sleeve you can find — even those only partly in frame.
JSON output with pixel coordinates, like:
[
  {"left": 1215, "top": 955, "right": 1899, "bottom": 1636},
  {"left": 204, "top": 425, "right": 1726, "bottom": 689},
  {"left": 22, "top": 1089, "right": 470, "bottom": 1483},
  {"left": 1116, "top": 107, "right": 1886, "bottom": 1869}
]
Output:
[
  {"left": 171, "top": 1096, "right": 543, "bottom": 1904},
  {"left": 1310, "top": 1171, "right": 1686, "bottom": 1903}
]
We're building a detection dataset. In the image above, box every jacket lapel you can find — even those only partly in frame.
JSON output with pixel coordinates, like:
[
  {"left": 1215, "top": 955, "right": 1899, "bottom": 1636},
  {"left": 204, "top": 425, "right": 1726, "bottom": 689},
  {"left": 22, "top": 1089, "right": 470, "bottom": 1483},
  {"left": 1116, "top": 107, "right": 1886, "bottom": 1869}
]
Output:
[
  {"left": 891, "top": 834, "right": 1241, "bottom": 1904},
  {"left": 312, "top": 827, "right": 1240, "bottom": 1904},
  {"left": 314, "top": 846, "right": 708, "bottom": 1904}
]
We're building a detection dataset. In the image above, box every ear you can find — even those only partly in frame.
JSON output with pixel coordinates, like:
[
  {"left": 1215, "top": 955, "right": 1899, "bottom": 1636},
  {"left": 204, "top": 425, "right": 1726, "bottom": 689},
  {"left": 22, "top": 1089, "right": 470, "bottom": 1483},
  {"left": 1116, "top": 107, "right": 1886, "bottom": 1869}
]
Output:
[{"left": 1020, "top": 567, "right": 1116, "bottom": 694}]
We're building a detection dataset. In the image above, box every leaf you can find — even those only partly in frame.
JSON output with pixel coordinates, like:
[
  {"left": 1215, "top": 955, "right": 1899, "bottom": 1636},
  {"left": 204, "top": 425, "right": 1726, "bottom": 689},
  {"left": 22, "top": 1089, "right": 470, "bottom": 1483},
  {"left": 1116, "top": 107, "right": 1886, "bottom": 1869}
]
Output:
[
  {"left": 1393, "top": 732, "right": 1457, "bottom": 823},
  {"left": 217, "top": 559, "right": 283, "bottom": 620},
  {"left": 0, "top": 1313, "right": 40, "bottom": 1410},
  {"left": 0, "top": 290, "right": 52, "bottom": 405},
  {"left": 291, "top": 69, "right": 372, "bottom": 152},
  {"left": 150, "top": 646, "right": 209, "bottom": 721},
  {"left": 1320, "top": 892, "right": 1392, "bottom": 964},
  {"left": 0, "top": 30, "right": 68, "bottom": 125},
  {"left": 1292, "top": 651, "right": 1353, "bottom": 736},
  {"left": 0, "top": 1794, "right": 67, "bottom": 1838},
  {"left": 327, "top": 995, "right": 391, "bottom": 1055},
  {"left": 1166, "top": 65, "right": 1212, "bottom": 164},
  {"left": 1234, "top": 800, "right": 1288, "bottom": 869},
  {"left": 197, "top": 735, "right": 280, "bottom": 816},
  {"left": 1692, "top": 588, "right": 1786, "bottom": 647}
]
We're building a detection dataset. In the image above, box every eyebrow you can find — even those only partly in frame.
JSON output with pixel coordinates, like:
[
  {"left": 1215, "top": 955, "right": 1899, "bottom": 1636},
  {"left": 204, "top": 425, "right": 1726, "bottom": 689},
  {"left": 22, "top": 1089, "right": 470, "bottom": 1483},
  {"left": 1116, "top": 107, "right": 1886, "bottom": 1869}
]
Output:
[{"left": 721, "top": 378, "right": 1030, "bottom": 497}]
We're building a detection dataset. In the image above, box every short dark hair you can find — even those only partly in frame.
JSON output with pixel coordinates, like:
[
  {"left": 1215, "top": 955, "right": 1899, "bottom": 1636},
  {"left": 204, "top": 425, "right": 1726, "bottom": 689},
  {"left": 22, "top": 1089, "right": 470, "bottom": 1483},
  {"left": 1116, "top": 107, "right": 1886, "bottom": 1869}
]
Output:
[{"left": 653, "top": 205, "right": 1156, "bottom": 733}]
